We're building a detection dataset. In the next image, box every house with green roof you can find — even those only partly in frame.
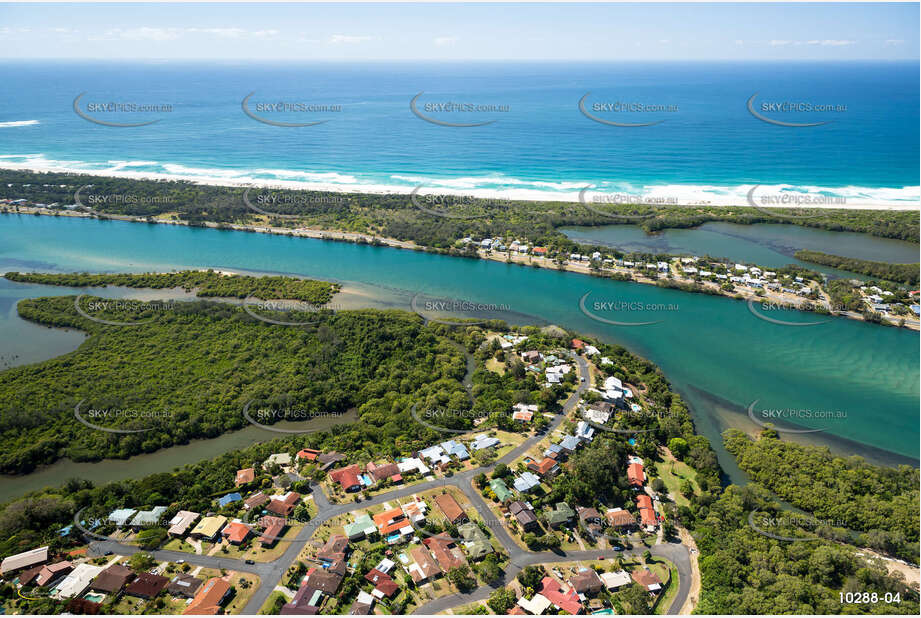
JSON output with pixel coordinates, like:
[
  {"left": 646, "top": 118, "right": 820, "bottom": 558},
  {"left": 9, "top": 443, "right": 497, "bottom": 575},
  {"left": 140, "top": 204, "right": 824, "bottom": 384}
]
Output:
[
  {"left": 489, "top": 478, "right": 514, "bottom": 503},
  {"left": 458, "top": 523, "right": 493, "bottom": 561},
  {"left": 547, "top": 502, "right": 576, "bottom": 529},
  {"left": 344, "top": 514, "right": 377, "bottom": 541}
]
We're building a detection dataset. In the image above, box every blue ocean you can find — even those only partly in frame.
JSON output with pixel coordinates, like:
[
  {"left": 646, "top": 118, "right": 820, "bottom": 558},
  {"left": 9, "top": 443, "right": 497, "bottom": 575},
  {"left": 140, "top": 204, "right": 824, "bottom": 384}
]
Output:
[{"left": 0, "top": 61, "right": 917, "bottom": 204}]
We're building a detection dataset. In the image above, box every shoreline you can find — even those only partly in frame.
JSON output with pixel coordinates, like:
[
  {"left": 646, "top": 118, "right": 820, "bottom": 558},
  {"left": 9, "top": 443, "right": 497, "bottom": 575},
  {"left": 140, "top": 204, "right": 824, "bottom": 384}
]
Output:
[
  {"left": 5, "top": 205, "right": 919, "bottom": 332},
  {"left": 1, "top": 162, "right": 920, "bottom": 209}
]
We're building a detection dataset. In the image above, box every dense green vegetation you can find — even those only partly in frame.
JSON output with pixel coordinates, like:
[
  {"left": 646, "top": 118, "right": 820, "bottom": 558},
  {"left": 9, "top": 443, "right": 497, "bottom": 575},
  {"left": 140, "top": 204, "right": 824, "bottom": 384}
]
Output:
[
  {"left": 693, "top": 483, "right": 918, "bottom": 614},
  {"left": 725, "top": 428, "right": 919, "bottom": 562},
  {"left": 0, "top": 296, "right": 468, "bottom": 472},
  {"left": 794, "top": 251, "right": 919, "bottom": 285},
  {"left": 3, "top": 270, "right": 339, "bottom": 304},
  {"left": 2, "top": 170, "right": 917, "bottom": 250}
]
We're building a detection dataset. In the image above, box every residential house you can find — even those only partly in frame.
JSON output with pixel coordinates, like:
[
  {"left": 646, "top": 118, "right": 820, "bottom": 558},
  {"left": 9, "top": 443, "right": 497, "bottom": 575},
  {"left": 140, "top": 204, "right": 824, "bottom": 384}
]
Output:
[
  {"left": 547, "top": 502, "right": 576, "bottom": 529},
  {"left": 433, "top": 493, "right": 468, "bottom": 525},
  {"left": 222, "top": 521, "right": 252, "bottom": 545},
  {"left": 423, "top": 534, "right": 468, "bottom": 572},
  {"left": 53, "top": 563, "right": 103, "bottom": 600},
  {"left": 636, "top": 494, "right": 658, "bottom": 529},
  {"left": 317, "top": 534, "right": 349, "bottom": 564},
  {"left": 539, "top": 576, "right": 583, "bottom": 615},
  {"left": 125, "top": 573, "right": 169, "bottom": 599},
  {"left": 521, "top": 350, "right": 541, "bottom": 364},
  {"left": 470, "top": 433, "right": 500, "bottom": 451},
  {"left": 349, "top": 590, "right": 375, "bottom": 615},
  {"left": 571, "top": 338, "right": 585, "bottom": 351},
  {"left": 512, "top": 403, "right": 537, "bottom": 422},
  {"left": 577, "top": 506, "right": 603, "bottom": 537},
  {"left": 0, "top": 546, "right": 49, "bottom": 575},
  {"left": 528, "top": 457, "right": 559, "bottom": 478},
  {"left": 183, "top": 577, "right": 232, "bottom": 615},
  {"left": 458, "top": 523, "right": 493, "bottom": 561},
  {"left": 344, "top": 513, "right": 377, "bottom": 541},
  {"left": 31, "top": 561, "right": 73, "bottom": 588},
  {"left": 264, "top": 453, "right": 292, "bottom": 468},
  {"left": 543, "top": 443, "right": 566, "bottom": 461},
  {"left": 397, "top": 457, "right": 431, "bottom": 477},
  {"left": 283, "top": 569, "right": 343, "bottom": 614},
  {"left": 605, "top": 508, "right": 637, "bottom": 531},
  {"left": 329, "top": 464, "right": 363, "bottom": 493},
  {"left": 374, "top": 507, "right": 413, "bottom": 544},
  {"left": 575, "top": 421, "right": 594, "bottom": 442},
  {"left": 364, "top": 569, "right": 398, "bottom": 600},
  {"left": 235, "top": 467, "right": 255, "bottom": 486},
  {"left": 632, "top": 568, "right": 663, "bottom": 593},
  {"left": 627, "top": 463, "right": 645, "bottom": 488},
  {"left": 108, "top": 508, "right": 137, "bottom": 528},
  {"left": 517, "top": 593, "right": 552, "bottom": 615},
  {"left": 190, "top": 516, "right": 228, "bottom": 542},
  {"left": 167, "top": 574, "right": 204, "bottom": 598},
  {"left": 570, "top": 569, "right": 604, "bottom": 596},
  {"left": 601, "top": 570, "right": 632, "bottom": 591},
  {"left": 258, "top": 516, "right": 288, "bottom": 547},
  {"left": 168, "top": 511, "right": 200, "bottom": 537},
  {"left": 408, "top": 545, "right": 442, "bottom": 584},
  {"left": 217, "top": 492, "right": 242, "bottom": 508},
  {"left": 267, "top": 492, "right": 301, "bottom": 516},
  {"left": 419, "top": 445, "right": 451, "bottom": 467},
  {"left": 366, "top": 462, "right": 401, "bottom": 484},
  {"left": 509, "top": 500, "right": 540, "bottom": 533},
  {"left": 440, "top": 439, "right": 470, "bottom": 460},
  {"left": 90, "top": 564, "right": 135, "bottom": 594},
  {"left": 243, "top": 492, "right": 270, "bottom": 511},
  {"left": 130, "top": 506, "right": 168, "bottom": 530},
  {"left": 559, "top": 435, "right": 580, "bottom": 453},
  {"left": 296, "top": 448, "right": 321, "bottom": 462},
  {"left": 489, "top": 478, "right": 514, "bottom": 503},
  {"left": 513, "top": 471, "right": 541, "bottom": 493}
]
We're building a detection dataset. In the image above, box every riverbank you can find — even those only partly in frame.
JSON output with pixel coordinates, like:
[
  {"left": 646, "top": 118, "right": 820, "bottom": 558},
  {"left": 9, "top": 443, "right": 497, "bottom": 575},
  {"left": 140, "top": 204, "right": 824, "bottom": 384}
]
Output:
[{"left": 7, "top": 205, "right": 918, "bottom": 331}]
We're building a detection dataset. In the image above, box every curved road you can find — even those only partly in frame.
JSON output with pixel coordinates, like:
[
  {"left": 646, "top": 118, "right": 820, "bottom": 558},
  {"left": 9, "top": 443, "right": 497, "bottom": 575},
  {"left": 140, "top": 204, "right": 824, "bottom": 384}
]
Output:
[{"left": 88, "top": 352, "right": 692, "bottom": 615}]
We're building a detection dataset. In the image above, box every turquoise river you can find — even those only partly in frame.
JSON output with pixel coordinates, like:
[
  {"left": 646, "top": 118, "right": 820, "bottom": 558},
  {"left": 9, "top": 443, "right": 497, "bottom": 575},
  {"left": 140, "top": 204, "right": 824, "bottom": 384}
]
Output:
[{"left": 0, "top": 214, "right": 917, "bottom": 498}]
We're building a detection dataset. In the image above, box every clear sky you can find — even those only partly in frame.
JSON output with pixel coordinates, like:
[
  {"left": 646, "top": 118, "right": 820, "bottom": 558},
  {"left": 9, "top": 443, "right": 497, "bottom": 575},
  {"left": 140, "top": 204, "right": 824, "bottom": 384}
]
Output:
[{"left": 0, "top": 2, "right": 917, "bottom": 61}]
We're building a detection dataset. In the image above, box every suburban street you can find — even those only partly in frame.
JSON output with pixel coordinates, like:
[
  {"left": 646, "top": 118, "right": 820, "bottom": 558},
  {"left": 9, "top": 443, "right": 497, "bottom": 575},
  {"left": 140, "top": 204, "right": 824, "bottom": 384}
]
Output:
[{"left": 88, "top": 352, "right": 693, "bottom": 615}]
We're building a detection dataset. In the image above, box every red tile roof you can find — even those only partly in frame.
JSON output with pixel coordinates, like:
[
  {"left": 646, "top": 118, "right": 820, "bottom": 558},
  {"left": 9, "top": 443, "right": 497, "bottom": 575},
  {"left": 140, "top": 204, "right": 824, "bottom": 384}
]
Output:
[
  {"left": 297, "top": 448, "right": 321, "bottom": 461},
  {"left": 636, "top": 494, "right": 657, "bottom": 527},
  {"left": 183, "top": 577, "right": 230, "bottom": 615},
  {"left": 627, "top": 463, "right": 645, "bottom": 488},
  {"left": 540, "top": 576, "right": 582, "bottom": 615},
  {"left": 329, "top": 464, "right": 362, "bottom": 492},
  {"left": 235, "top": 468, "right": 255, "bottom": 486},
  {"left": 373, "top": 507, "right": 408, "bottom": 536},
  {"left": 433, "top": 493, "right": 467, "bottom": 524},
  {"left": 267, "top": 492, "right": 301, "bottom": 516},
  {"left": 528, "top": 457, "right": 558, "bottom": 476},
  {"left": 222, "top": 522, "right": 251, "bottom": 545}
]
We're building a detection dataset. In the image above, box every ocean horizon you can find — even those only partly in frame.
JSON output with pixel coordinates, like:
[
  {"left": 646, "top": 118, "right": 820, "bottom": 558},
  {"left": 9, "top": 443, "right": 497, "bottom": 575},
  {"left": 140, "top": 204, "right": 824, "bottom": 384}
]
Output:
[{"left": 0, "top": 60, "right": 918, "bottom": 207}]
